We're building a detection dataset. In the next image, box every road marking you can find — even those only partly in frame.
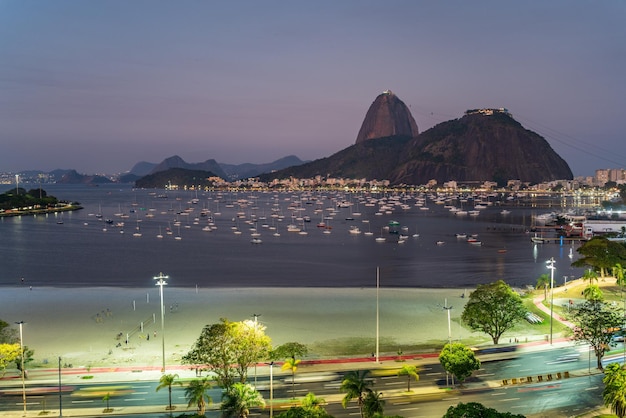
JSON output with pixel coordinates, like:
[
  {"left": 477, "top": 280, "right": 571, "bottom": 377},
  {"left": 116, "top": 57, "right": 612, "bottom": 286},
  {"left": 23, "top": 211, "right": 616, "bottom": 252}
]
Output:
[
  {"left": 400, "top": 407, "right": 421, "bottom": 411},
  {"left": 442, "top": 397, "right": 459, "bottom": 401},
  {"left": 476, "top": 373, "right": 494, "bottom": 377},
  {"left": 393, "top": 401, "right": 410, "bottom": 405},
  {"left": 71, "top": 400, "right": 95, "bottom": 404},
  {"left": 585, "top": 387, "right": 599, "bottom": 391},
  {"left": 426, "top": 372, "right": 441, "bottom": 376},
  {"left": 133, "top": 391, "right": 148, "bottom": 395},
  {"left": 124, "top": 398, "right": 146, "bottom": 401},
  {"left": 491, "top": 392, "right": 506, "bottom": 396},
  {"left": 381, "top": 376, "right": 397, "bottom": 380},
  {"left": 131, "top": 385, "right": 151, "bottom": 389},
  {"left": 498, "top": 398, "right": 521, "bottom": 402},
  {"left": 384, "top": 381, "right": 403, "bottom": 386}
]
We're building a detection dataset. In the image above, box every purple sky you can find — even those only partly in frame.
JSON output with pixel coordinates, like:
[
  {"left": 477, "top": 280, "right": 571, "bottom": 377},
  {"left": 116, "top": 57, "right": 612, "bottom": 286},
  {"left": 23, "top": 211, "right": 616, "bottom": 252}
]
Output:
[{"left": 1, "top": 1, "right": 625, "bottom": 177}]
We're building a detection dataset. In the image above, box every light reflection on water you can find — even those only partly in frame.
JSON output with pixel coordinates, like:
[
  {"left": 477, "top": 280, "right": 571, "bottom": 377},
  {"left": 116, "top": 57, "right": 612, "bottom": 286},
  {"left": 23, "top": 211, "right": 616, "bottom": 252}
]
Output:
[{"left": 0, "top": 184, "right": 587, "bottom": 288}]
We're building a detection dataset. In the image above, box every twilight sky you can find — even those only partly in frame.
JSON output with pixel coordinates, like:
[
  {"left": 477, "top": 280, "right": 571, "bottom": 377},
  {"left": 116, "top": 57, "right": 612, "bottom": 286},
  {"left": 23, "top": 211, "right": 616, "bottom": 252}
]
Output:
[{"left": 1, "top": 1, "right": 625, "bottom": 177}]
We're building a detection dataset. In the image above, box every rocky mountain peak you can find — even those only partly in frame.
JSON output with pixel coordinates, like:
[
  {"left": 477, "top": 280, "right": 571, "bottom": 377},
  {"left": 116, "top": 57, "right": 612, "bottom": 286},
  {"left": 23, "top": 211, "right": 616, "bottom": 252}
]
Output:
[{"left": 355, "top": 90, "right": 419, "bottom": 144}]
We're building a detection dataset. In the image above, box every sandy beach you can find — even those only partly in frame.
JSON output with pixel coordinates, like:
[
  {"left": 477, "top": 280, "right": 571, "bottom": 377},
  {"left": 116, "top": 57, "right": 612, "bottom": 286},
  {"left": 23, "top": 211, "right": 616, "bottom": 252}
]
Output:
[{"left": 0, "top": 285, "right": 490, "bottom": 368}]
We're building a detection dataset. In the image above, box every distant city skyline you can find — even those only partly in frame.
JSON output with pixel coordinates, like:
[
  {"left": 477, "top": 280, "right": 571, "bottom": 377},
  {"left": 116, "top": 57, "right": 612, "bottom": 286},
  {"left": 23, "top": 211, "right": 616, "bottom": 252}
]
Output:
[{"left": 1, "top": 1, "right": 625, "bottom": 176}]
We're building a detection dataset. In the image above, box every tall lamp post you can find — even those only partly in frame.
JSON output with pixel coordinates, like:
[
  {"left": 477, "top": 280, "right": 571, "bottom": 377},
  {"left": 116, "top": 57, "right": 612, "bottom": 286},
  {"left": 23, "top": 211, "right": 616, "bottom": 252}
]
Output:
[
  {"left": 153, "top": 272, "right": 168, "bottom": 373},
  {"left": 15, "top": 321, "right": 26, "bottom": 416},
  {"left": 252, "top": 313, "right": 261, "bottom": 388},
  {"left": 547, "top": 258, "right": 556, "bottom": 345}
]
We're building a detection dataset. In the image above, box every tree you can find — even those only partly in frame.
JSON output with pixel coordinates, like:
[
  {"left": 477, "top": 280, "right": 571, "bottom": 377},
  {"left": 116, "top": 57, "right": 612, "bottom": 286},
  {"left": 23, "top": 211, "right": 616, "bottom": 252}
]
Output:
[
  {"left": 461, "top": 280, "right": 527, "bottom": 344},
  {"left": 582, "top": 284, "right": 604, "bottom": 301},
  {"left": 571, "top": 300, "right": 624, "bottom": 370},
  {"left": 182, "top": 318, "right": 271, "bottom": 388},
  {"left": 572, "top": 237, "right": 626, "bottom": 278},
  {"left": 614, "top": 263, "right": 626, "bottom": 287},
  {"left": 444, "top": 402, "right": 526, "bottom": 417},
  {"left": 221, "top": 382, "right": 265, "bottom": 418},
  {"left": 156, "top": 373, "right": 182, "bottom": 411},
  {"left": 276, "top": 392, "right": 332, "bottom": 418},
  {"left": 0, "top": 343, "right": 21, "bottom": 376},
  {"left": 536, "top": 274, "right": 550, "bottom": 301},
  {"left": 340, "top": 370, "right": 373, "bottom": 418},
  {"left": 102, "top": 393, "right": 112, "bottom": 413},
  {"left": 15, "top": 346, "right": 34, "bottom": 372},
  {"left": 439, "top": 343, "right": 481, "bottom": 386},
  {"left": 282, "top": 356, "right": 301, "bottom": 398},
  {"left": 604, "top": 363, "right": 626, "bottom": 418},
  {"left": 361, "top": 391, "right": 384, "bottom": 418},
  {"left": 271, "top": 342, "right": 308, "bottom": 361},
  {"left": 582, "top": 269, "right": 599, "bottom": 285},
  {"left": 0, "top": 320, "right": 18, "bottom": 344},
  {"left": 397, "top": 364, "right": 419, "bottom": 392},
  {"left": 184, "top": 378, "right": 213, "bottom": 416}
]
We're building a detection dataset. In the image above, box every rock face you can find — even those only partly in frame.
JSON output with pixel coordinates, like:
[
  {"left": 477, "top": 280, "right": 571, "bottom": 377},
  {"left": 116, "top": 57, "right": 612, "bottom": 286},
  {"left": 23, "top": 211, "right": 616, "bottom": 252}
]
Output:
[
  {"left": 355, "top": 90, "right": 419, "bottom": 144},
  {"left": 391, "top": 110, "right": 573, "bottom": 185},
  {"left": 263, "top": 105, "right": 573, "bottom": 185}
]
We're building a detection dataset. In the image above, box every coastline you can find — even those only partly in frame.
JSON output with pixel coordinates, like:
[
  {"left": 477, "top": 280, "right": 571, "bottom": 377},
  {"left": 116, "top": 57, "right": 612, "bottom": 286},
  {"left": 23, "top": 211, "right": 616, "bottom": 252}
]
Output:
[{"left": 2, "top": 286, "right": 480, "bottom": 368}]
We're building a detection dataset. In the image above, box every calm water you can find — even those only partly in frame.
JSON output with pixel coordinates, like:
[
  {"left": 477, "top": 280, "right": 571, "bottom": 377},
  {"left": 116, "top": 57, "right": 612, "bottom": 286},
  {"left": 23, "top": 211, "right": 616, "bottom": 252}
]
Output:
[{"left": 0, "top": 184, "right": 586, "bottom": 288}]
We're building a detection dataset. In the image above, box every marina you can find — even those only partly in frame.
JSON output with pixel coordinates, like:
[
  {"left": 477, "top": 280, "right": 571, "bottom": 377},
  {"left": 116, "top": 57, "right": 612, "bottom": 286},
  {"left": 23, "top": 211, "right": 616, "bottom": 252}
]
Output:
[{"left": 0, "top": 184, "right": 596, "bottom": 289}]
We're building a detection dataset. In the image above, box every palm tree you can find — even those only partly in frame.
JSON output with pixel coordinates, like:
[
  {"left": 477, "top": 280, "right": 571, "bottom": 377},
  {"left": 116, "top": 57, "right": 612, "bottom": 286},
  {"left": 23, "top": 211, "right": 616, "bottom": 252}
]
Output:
[
  {"left": 340, "top": 370, "right": 373, "bottom": 418},
  {"left": 362, "top": 391, "right": 384, "bottom": 418},
  {"left": 603, "top": 363, "right": 626, "bottom": 418},
  {"left": 184, "top": 377, "right": 213, "bottom": 416},
  {"left": 583, "top": 284, "right": 604, "bottom": 301},
  {"left": 397, "top": 364, "right": 419, "bottom": 392},
  {"left": 301, "top": 392, "right": 326, "bottom": 409},
  {"left": 281, "top": 356, "right": 301, "bottom": 398},
  {"left": 583, "top": 269, "right": 599, "bottom": 285},
  {"left": 156, "top": 373, "right": 181, "bottom": 411},
  {"left": 221, "top": 382, "right": 265, "bottom": 418},
  {"left": 536, "top": 274, "right": 550, "bottom": 301},
  {"left": 614, "top": 263, "right": 625, "bottom": 287},
  {"left": 102, "top": 393, "right": 112, "bottom": 413}
]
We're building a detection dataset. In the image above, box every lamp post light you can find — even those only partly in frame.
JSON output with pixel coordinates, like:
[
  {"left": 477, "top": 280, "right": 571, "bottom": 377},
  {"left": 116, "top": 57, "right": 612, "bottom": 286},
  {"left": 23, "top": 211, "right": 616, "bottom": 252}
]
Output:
[
  {"left": 15, "top": 321, "right": 26, "bottom": 416},
  {"left": 153, "top": 272, "right": 168, "bottom": 373},
  {"left": 547, "top": 258, "right": 556, "bottom": 345}
]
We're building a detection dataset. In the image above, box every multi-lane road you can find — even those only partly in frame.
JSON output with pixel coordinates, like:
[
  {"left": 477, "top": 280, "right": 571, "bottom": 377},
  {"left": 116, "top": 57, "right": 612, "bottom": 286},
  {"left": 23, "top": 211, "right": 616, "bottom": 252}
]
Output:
[{"left": 0, "top": 344, "right": 608, "bottom": 417}]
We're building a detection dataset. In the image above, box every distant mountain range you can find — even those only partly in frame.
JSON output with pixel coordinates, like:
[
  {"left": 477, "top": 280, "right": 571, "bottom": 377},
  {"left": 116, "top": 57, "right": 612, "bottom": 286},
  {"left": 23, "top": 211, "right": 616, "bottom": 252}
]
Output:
[
  {"left": 17, "top": 91, "right": 574, "bottom": 187},
  {"left": 120, "top": 155, "right": 307, "bottom": 183}
]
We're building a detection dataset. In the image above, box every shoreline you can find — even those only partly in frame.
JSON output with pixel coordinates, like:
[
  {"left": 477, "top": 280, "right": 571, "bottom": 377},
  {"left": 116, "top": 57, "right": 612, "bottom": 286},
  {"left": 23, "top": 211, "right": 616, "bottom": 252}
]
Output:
[{"left": 2, "top": 286, "right": 480, "bottom": 368}]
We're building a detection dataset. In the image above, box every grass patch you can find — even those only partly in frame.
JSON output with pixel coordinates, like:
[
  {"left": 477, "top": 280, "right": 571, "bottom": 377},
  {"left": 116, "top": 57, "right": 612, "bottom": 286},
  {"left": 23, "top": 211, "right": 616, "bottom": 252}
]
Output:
[{"left": 81, "top": 375, "right": 94, "bottom": 380}]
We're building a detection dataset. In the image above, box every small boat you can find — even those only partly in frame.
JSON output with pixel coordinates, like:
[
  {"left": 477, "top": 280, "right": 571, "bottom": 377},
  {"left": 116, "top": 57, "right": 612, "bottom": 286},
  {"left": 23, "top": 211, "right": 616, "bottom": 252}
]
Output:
[
  {"left": 436, "top": 241, "right": 445, "bottom": 246},
  {"left": 251, "top": 238, "right": 262, "bottom": 244}
]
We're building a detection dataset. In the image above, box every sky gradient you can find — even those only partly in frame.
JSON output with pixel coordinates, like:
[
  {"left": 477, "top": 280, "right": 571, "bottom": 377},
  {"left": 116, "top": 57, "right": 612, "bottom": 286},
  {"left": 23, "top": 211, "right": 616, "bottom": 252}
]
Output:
[{"left": 1, "top": 1, "right": 625, "bottom": 177}]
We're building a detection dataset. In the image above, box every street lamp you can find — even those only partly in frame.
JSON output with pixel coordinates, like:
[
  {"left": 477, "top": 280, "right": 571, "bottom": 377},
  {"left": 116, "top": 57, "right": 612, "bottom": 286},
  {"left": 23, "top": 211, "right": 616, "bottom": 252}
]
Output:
[
  {"left": 268, "top": 361, "right": 274, "bottom": 418},
  {"left": 15, "top": 321, "right": 26, "bottom": 416},
  {"left": 252, "top": 313, "right": 261, "bottom": 388},
  {"left": 547, "top": 258, "right": 556, "bottom": 345},
  {"left": 153, "top": 272, "right": 168, "bottom": 373}
]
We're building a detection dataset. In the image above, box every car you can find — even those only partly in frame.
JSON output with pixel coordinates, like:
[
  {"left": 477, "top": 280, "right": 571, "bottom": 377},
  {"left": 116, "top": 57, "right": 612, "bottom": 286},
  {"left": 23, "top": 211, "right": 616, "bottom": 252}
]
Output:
[{"left": 613, "top": 335, "right": 625, "bottom": 342}]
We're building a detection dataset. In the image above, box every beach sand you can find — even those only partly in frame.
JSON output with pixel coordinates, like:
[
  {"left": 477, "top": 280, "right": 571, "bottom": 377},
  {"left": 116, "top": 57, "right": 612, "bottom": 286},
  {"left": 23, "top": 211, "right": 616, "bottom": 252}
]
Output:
[{"left": 1, "top": 286, "right": 489, "bottom": 368}]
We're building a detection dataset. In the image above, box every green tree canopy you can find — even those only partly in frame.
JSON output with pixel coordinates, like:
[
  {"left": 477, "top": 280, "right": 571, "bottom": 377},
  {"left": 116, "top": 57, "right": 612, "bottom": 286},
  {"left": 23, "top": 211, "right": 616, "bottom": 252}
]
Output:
[
  {"left": 444, "top": 402, "right": 526, "bottom": 417},
  {"left": 397, "top": 364, "right": 419, "bottom": 392},
  {"left": 535, "top": 274, "right": 550, "bottom": 301},
  {"left": 571, "top": 300, "right": 624, "bottom": 370},
  {"left": 461, "top": 280, "right": 527, "bottom": 344},
  {"left": 155, "top": 373, "right": 181, "bottom": 411},
  {"left": 572, "top": 237, "right": 626, "bottom": 278},
  {"left": 220, "top": 383, "right": 265, "bottom": 418},
  {"left": 439, "top": 343, "right": 481, "bottom": 385},
  {"left": 182, "top": 318, "right": 272, "bottom": 388},
  {"left": 271, "top": 342, "right": 308, "bottom": 361},
  {"left": 0, "top": 320, "right": 18, "bottom": 344},
  {"left": 340, "top": 370, "right": 373, "bottom": 418},
  {"left": 0, "top": 343, "right": 21, "bottom": 376},
  {"left": 184, "top": 378, "right": 213, "bottom": 416},
  {"left": 604, "top": 363, "right": 626, "bottom": 418}
]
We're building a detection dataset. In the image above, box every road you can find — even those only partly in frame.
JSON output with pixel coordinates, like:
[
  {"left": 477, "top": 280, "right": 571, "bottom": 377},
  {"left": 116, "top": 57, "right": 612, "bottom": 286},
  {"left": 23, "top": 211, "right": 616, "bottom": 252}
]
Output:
[{"left": 0, "top": 344, "right": 609, "bottom": 417}]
